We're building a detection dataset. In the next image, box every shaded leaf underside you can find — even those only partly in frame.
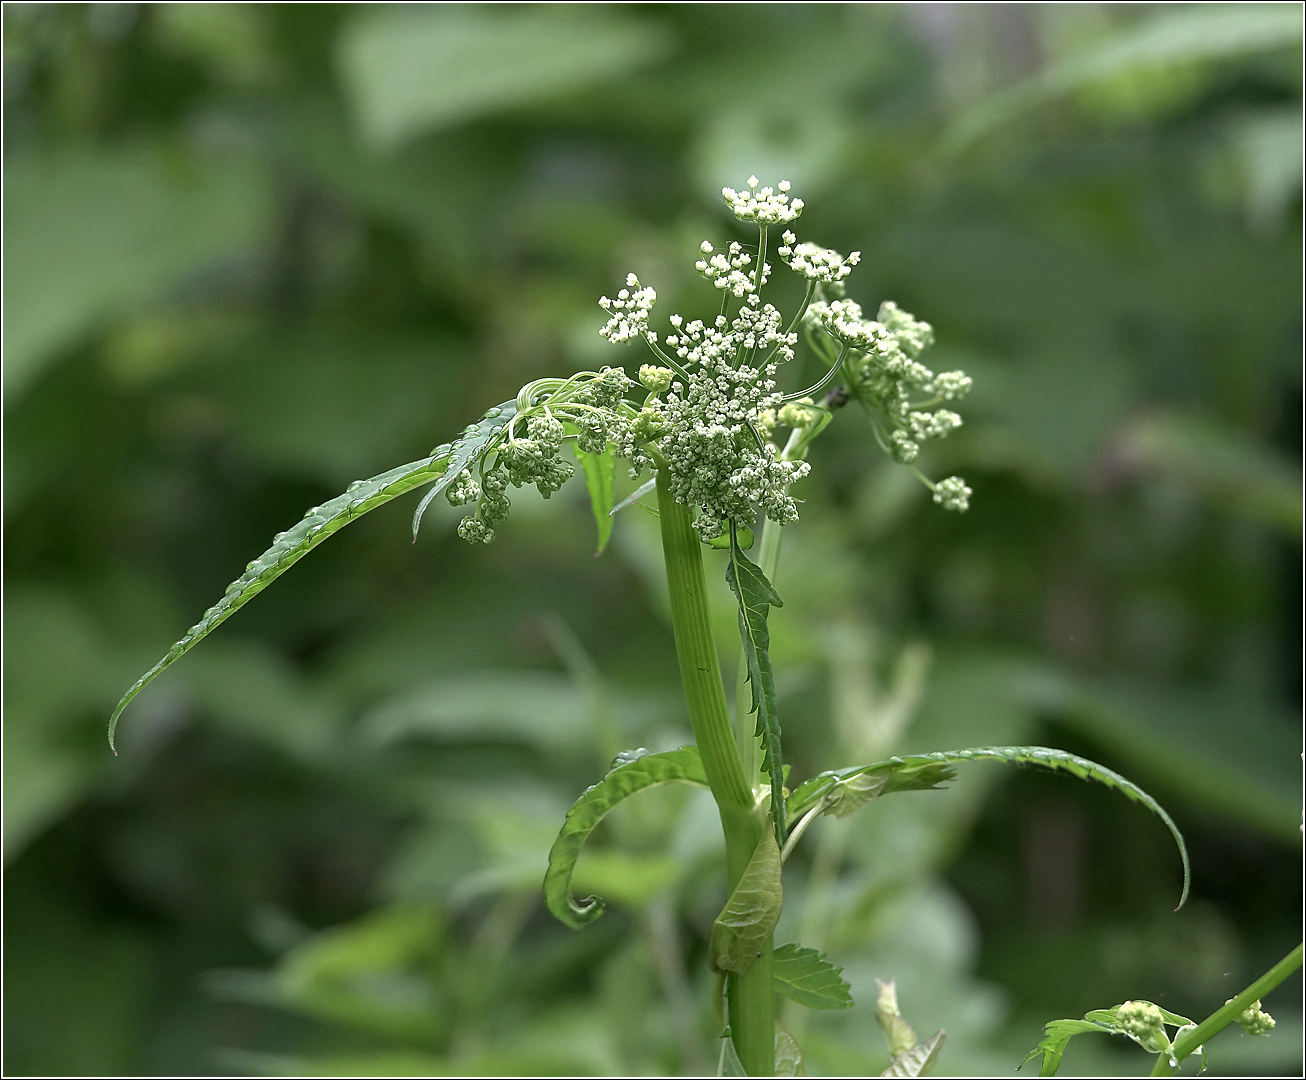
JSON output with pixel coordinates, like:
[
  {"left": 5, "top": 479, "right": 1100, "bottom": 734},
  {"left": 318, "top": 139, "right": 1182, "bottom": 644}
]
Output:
[{"left": 108, "top": 401, "right": 516, "bottom": 749}]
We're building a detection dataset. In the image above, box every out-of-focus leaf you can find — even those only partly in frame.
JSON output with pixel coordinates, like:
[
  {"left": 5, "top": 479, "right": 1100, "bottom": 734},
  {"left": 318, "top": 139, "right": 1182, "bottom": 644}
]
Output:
[
  {"left": 210, "top": 905, "right": 446, "bottom": 1045},
  {"left": 875, "top": 979, "right": 918, "bottom": 1059},
  {"left": 545, "top": 747, "right": 707, "bottom": 928},
  {"left": 337, "top": 7, "right": 672, "bottom": 149},
  {"left": 944, "top": 5, "right": 1304, "bottom": 153},
  {"left": 772, "top": 943, "right": 854, "bottom": 1010},
  {"left": 774, "top": 1024, "right": 804, "bottom": 1077},
  {"left": 709, "top": 827, "right": 783, "bottom": 975},
  {"left": 2, "top": 146, "right": 271, "bottom": 402},
  {"left": 881, "top": 1030, "right": 945, "bottom": 1078},
  {"left": 1067, "top": 683, "right": 1302, "bottom": 843},
  {"left": 727, "top": 525, "right": 787, "bottom": 846},
  {"left": 107, "top": 402, "right": 516, "bottom": 748},
  {"left": 791, "top": 747, "right": 1190, "bottom": 908},
  {"left": 569, "top": 850, "right": 680, "bottom": 908},
  {"left": 363, "top": 670, "right": 589, "bottom": 750},
  {"left": 1232, "top": 106, "right": 1304, "bottom": 226},
  {"left": 1112, "top": 411, "right": 1302, "bottom": 536},
  {"left": 576, "top": 444, "right": 615, "bottom": 554}
]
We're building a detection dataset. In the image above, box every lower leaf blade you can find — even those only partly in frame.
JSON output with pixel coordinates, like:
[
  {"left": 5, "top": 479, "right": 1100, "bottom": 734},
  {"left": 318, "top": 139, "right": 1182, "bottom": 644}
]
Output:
[{"left": 544, "top": 746, "right": 708, "bottom": 929}]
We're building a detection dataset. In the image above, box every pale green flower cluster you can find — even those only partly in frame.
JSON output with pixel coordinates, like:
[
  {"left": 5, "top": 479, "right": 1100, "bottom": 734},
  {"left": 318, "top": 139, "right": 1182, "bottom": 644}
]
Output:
[
  {"left": 1233, "top": 999, "right": 1276, "bottom": 1036},
  {"left": 1116, "top": 1001, "right": 1170, "bottom": 1054}
]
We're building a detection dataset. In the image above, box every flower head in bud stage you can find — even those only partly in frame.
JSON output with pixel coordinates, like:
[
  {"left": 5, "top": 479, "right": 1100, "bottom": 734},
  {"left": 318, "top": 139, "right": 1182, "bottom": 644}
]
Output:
[
  {"left": 1116, "top": 1001, "right": 1171, "bottom": 1054},
  {"left": 777, "top": 234, "right": 860, "bottom": 284},
  {"left": 1233, "top": 1000, "right": 1276, "bottom": 1036}
]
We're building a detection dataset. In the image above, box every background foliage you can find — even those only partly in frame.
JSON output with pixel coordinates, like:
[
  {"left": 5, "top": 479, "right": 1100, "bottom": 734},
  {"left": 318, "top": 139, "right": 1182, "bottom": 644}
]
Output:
[{"left": 3, "top": 4, "right": 1301, "bottom": 1076}]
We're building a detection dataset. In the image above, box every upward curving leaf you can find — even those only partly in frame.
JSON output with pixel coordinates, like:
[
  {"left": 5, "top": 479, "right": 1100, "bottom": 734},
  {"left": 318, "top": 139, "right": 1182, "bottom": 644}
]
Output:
[
  {"left": 108, "top": 401, "right": 516, "bottom": 750},
  {"left": 726, "top": 521, "right": 786, "bottom": 847},
  {"left": 788, "top": 746, "right": 1190, "bottom": 909},
  {"left": 544, "top": 746, "right": 708, "bottom": 929}
]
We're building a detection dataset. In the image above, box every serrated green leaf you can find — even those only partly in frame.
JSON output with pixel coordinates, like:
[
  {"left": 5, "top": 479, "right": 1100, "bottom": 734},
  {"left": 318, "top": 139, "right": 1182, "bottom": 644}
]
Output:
[
  {"left": 774, "top": 1024, "right": 803, "bottom": 1077},
  {"left": 726, "top": 522, "right": 786, "bottom": 847},
  {"left": 789, "top": 746, "right": 1190, "bottom": 909},
  {"left": 575, "top": 444, "right": 615, "bottom": 554},
  {"left": 709, "top": 826, "right": 783, "bottom": 975},
  {"left": 1020, "top": 1018, "right": 1118, "bottom": 1076},
  {"left": 107, "top": 401, "right": 516, "bottom": 749},
  {"left": 882, "top": 1030, "right": 945, "bottom": 1078},
  {"left": 544, "top": 747, "right": 707, "bottom": 929},
  {"left": 772, "top": 943, "right": 853, "bottom": 1010}
]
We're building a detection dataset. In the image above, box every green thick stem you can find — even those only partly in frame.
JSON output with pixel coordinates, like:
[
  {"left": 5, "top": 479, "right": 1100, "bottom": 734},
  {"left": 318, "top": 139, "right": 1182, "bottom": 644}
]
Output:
[
  {"left": 656, "top": 472, "right": 775, "bottom": 1076},
  {"left": 1149, "top": 942, "right": 1303, "bottom": 1076}
]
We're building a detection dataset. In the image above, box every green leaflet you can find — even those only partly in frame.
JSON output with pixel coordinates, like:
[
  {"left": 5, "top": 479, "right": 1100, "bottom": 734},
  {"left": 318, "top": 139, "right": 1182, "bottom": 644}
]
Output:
[
  {"left": 772, "top": 943, "right": 853, "bottom": 1010},
  {"left": 725, "top": 522, "right": 786, "bottom": 847},
  {"left": 575, "top": 444, "right": 615, "bottom": 554},
  {"left": 787, "top": 746, "right": 1191, "bottom": 908},
  {"left": 882, "top": 1030, "right": 945, "bottom": 1078},
  {"left": 1022, "top": 1003, "right": 1200, "bottom": 1076},
  {"left": 709, "top": 826, "right": 782, "bottom": 975},
  {"left": 108, "top": 401, "right": 516, "bottom": 750},
  {"left": 1021, "top": 1019, "right": 1113, "bottom": 1077},
  {"left": 544, "top": 746, "right": 708, "bottom": 929},
  {"left": 717, "top": 1035, "right": 747, "bottom": 1077}
]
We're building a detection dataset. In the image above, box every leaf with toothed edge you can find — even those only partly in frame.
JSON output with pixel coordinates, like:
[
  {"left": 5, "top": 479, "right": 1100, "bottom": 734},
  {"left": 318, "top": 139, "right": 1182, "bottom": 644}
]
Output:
[
  {"left": 544, "top": 746, "right": 708, "bottom": 929},
  {"left": 787, "top": 746, "right": 1190, "bottom": 909},
  {"left": 725, "top": 521, "right": 786, "bottom": 848},
  {"left": 107, "top": 401, "right": 517, "bottom": 750},
  {"left": 772, "top": 942, "right": 853, "bottom": 1009}
]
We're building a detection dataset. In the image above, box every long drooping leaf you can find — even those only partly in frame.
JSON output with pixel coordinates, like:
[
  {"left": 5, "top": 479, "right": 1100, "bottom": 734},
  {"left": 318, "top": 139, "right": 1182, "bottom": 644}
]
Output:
[
  {"left": 709, "top": 825, "right": 783, "bottom": 975},
  {"left": 575, "top": 443, "right": 615, "bottom": 554},
  {"left": 725, "top": 522, "right": 786, "bottom": 847},
  {"left": 787, "top": 746, "right": 1191, "bottom": 908},
  {"left": 108, "top": 401, "right": 516, "bottom": 749},
  {"left": 544, "top": 746, "right": 707, "bottom": 929},
  {"left": 772, "top": 943, "right": 853, "bottom": 1010}
]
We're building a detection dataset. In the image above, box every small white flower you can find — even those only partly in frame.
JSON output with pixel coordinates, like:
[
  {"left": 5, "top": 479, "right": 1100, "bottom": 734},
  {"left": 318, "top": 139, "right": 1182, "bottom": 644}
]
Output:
[{"left": 932, "top": 476, "right": 971, "bottom": 512}]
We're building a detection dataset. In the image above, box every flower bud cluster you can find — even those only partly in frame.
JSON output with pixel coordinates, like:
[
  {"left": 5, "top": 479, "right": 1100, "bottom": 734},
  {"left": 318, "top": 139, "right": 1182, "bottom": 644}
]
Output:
[
  {"left": 1233, "top": 999, "right": 1275, "bottom": 1036},
  {"left": 1117, "top": 1001, "right": 1170, "bottom": 1054},
  {"left": 599, "top": 274, "right": 657, "bottom": 344},
  {"left": 722, "top": 177, "right": 804, "bottom": 225},
  {"left": 777, "top": 232, "right": 860, "bottom": 283}
]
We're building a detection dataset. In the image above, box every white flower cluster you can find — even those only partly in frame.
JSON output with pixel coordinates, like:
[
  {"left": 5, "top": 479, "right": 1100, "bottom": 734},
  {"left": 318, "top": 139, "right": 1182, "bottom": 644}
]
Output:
[
  {"left": 599, "top": 274, "right": 657, "bottom": 344},
  {"left": 777, "top": 233, "right": 860, "bottom": 283},
  {"left": 695, "top": 240, "right": 769, "bottom": 297},
  {"left": 805, "top": 296, "right": 972, "bottom": 503},
  {"left": 722, "top": 176, "right": 804, "bottom": 225}
]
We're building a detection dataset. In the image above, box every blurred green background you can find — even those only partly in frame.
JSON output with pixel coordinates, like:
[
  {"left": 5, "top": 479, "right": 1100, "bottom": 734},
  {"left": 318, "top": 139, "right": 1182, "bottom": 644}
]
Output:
[{"left": 3, "top": 3, "right": 1301, "bottom": 1076}]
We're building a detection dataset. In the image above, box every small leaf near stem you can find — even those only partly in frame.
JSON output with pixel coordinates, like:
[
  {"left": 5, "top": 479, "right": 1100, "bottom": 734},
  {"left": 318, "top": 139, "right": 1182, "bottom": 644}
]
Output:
[
  {"left": 772, "top": 943, "right": 853, "bottom": 1009},
  {"left": 726, "top": 519, "right": 787, "bottom": 847},
  {"left": 710, "top": 824, "right": 783, "bottom": 974}
]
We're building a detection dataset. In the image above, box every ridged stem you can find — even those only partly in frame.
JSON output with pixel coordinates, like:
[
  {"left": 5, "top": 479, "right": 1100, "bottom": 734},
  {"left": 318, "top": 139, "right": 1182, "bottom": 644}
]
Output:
[{"left": 656, "top": 472, "right": 774, "bottom": 1076}]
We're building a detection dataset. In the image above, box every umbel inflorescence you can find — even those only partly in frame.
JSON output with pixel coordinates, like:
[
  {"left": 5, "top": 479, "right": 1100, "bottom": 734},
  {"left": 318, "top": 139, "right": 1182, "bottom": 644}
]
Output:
[{"left": 447, "top": 176, "right": 972, "bottom": 544}]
